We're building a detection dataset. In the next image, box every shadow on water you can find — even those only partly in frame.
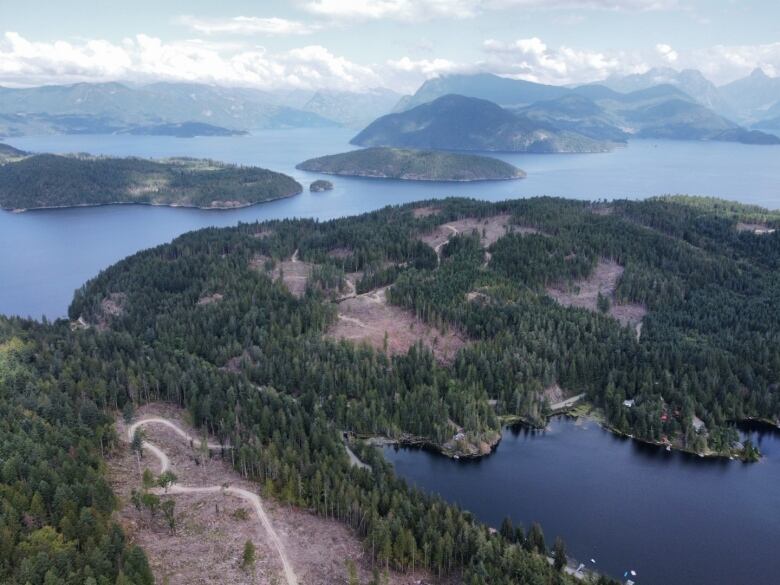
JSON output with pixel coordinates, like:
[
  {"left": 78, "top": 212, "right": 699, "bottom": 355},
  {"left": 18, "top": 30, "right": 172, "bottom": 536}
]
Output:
[{"left": 383, "top": 415, "right": 780, "bottom": 585}]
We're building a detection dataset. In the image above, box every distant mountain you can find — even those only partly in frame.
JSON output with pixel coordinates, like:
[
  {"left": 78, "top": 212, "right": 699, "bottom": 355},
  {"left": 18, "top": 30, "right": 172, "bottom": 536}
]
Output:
[
  {"left": 0, "top": 142, "right": 26, "bottom": 161},
  {"left": 301, "top": 88, "right": 402, "bottom": 128},
  {"left": 519, "top": 84, "right": 778, "bottom": 145},
  {"left": 354, "top": 94, "right": 611, "bottom": 153},
  {"left": 611, "top": 86, "right": 736, "bottom": 140},
  {"left": 120, "top": 122, "right": 247, "bottom": 137},
  {"left": 297, "top": 147, "right": 525, "bottom": 181},
  {"left": 0, "top": 82, "right": 337, "bottom": 136},
  {"left": 516, "top": 94, "right": 630, "bottom": 142},
  {"left": 753, "top": 114, "right": 780, "bottom": 132},
  {"left": 394, "top": 73, "right": 569, "bottom": 112},
  {"left": 0, "top": 113, "right": 128, "bottom": 137},
  {"left": 720, "top": 68, "right": 780, "bottom": 122},
  {"left": 602, "top": 67, "right": 732, "bottom": 116}
]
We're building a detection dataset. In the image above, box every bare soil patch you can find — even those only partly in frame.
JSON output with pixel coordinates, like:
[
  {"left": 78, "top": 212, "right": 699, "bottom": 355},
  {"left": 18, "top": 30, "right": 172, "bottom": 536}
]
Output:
[
  {"left": 543, "top": 384, "right": 565, "bottom": 404},
  {"left": 92, "top": 292, "right": 127, "bottom": 330},
  {"left": 111, "top": 404, "right": 430, "bottom": 585},
  {"left": 327, "top": 287, "right": 466, "bottom": 363},
  {"left": 327, "top": 247, "right": 353, "bottom": 260},
  {"left": 251, "top": 252, "right": 314, "bottom": 299},
  {"left": 590, "top": 204, "right": 614, "bottom": 216},
  {"left": 101, "top": 292, "right": 126, "bottom": 317},
  {"left": 197, "top": 293, "right": 223, "bottom": 306},
  {"left": 413, "top": 206, "right": 442, "bottom": 218},
  {"left": 252, "top": 228, "right": 274, "bottom": 239},
  {"left": 466, "top": 290, "right": 489, "bottom": 303},
  {"left": 547, "top": 259, "right": 647, "bottom": 329},
  {"left": 420, "top": 215, "right": 540, "bottom": 260},
  {"left": 273, "top": 260, "right": 314, "bottom": 299},
  {"left": 736, "top": 222, "right": 776, "bottom": 235}
]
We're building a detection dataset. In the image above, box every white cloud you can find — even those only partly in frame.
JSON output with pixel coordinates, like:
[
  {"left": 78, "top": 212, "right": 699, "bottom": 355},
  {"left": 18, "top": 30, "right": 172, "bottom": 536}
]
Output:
[
  {"left": 490, "top": 0, "right": 680, "bottom": 10},
  {"left": 301, "top": 0, "right": 681, "bottom": 21},
  {"left": 656, "top": 43, "right": 678, "bottom": 63},
  {"left": 3, "top": 28, "right": 777, "bottom": 94},
  {"left": 481, "top": 37, "right": 636, "bottom": 85},
  {"left": 302, "top": 0, "right": 479, "bottom": 21},
  {"left": 0, "top": 32, "right": 380, "bottom": 91},
  {"left": 690, "top": 42, "right": 780, "bottom": 83},
  {"left": 387, "top": 56, "right": 462, "bottom": 76},
  {"left": 177, "top": 15, "right": 319, "bottom": 36}
]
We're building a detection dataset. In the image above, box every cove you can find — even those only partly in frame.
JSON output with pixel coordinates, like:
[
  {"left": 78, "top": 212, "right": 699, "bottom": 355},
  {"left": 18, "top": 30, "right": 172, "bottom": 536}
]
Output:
[{"left": 383, "top": 418, "right": 780, "bottom": 585}]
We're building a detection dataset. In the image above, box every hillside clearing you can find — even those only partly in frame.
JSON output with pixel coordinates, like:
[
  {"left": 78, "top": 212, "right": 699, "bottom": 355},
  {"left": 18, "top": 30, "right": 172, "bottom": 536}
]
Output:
[
  {"left": 111, "top": 404, "right": 429, "bottom": 585},
  {"left": 327, "top": 287, "right": 466, "bottom": 362},
  {"left": 546, "top": 259, "right": 647, "bottom": 329}
]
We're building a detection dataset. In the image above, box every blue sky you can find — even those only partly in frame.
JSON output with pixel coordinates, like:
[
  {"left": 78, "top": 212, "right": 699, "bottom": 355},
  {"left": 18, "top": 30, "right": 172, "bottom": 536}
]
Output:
[{"left": 1, "top": 0, "right": 778, "bottom": 91}]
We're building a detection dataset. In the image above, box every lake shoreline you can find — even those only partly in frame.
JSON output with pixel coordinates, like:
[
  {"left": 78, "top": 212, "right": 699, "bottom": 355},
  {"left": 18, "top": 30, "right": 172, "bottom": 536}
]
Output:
[
  {"left": 299, "top": 168, "right": 526, "bottom": 183},
  {"left": 4, "top": 190, "right": 301, "bottom": 213},
  {"left": 376, "top": 401, "right": 772, "bottom": 464},
  {"left": 363, "top": 432, "right": 502, "bottom": 460}
]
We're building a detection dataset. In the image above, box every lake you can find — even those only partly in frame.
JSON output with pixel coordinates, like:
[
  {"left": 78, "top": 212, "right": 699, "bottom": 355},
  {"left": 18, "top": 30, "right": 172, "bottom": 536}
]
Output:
[
  {"left": 1, "top": 129, "right": 779, "bottom": 585},
  {"left": 2, "top": 128, "right": 780, "bottom": 318},
  {"left": 384, "top": 418, "right": 780, "bottom": 585}
]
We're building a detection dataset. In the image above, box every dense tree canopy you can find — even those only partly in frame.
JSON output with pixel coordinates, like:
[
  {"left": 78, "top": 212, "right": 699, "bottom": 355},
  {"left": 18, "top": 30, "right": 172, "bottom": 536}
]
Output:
[
  {"left": 3, "top": 194, "right": 777, "bottom": 584},
  {"left": 0, "top": 154, "right": 302, "bottom": 210}
]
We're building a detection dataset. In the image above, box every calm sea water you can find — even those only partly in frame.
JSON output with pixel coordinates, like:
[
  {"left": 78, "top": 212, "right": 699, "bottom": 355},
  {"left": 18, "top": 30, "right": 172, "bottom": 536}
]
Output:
[
  {"left": 2, "top": 129, "right": 779, "bottom": 318},
  {"left": 384, "top": 419, "right": 780, "bottom": 585},
  {"left": 1, "top": 130, "right": 779, "bottom": 585}
]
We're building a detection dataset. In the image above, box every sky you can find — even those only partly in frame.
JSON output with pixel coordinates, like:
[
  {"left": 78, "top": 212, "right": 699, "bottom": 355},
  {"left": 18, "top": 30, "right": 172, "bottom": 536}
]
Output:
[{"left": 1, "top": 0, "right": 779, "bottom": 93}]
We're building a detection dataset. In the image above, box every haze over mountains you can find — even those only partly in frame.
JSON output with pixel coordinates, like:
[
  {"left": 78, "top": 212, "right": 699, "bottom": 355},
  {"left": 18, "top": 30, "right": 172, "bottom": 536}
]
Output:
[
  {"left": 0, "top": 82, "right": 398, "bottom": 136},
  {"left": 1, "top": 68, "right": 779, "bottom": 147}
]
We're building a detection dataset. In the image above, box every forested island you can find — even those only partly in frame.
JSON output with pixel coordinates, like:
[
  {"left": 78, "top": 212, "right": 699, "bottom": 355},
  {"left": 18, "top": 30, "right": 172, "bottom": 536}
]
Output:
[
  {"left": 0, "top": 153, "right": 302, "bottom": 211},
  {"left": 310, "top": 179, "right": 334, "bottom": 191},
  {"left": 1, "top": 195, "right": 778, "bottom": 584},
  {"left": 297, "top": 147, "right": 525, "bottom": 181},
  {"left": 119, "top": 121, "right": 249, "bottom": 138}
]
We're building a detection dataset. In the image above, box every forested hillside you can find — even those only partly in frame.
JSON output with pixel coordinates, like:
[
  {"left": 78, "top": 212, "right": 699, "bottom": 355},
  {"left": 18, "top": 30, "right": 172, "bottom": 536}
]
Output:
[
  {"left": 2, "top": 195, "right": 777, "bottom": 584},
  {"left": 0, "top": 154, "right": 302, "bottom": 210},
  {"left": 0, "top": 304, "right": 584, "bottom": 584},
  {"left": 70, "top": 196, "right": 780, "bottom": 460},
  {"left": 0, "top": 319, "right": 154, "bottom": 585}
]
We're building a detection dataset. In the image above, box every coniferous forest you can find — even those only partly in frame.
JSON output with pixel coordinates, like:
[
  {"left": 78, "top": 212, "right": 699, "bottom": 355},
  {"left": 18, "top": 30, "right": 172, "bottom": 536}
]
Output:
[{"left": 2, "top": 195, "right": 779, "bottom": 584}]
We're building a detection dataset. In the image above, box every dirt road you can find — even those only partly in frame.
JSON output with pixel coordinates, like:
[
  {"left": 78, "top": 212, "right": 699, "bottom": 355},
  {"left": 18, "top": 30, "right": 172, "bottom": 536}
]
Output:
[
  {"left": 128, "top": 418, "right": 298, "bottom": 585},
  {"left": 550, "top": 393, "right": 586, "bottom": 411}
]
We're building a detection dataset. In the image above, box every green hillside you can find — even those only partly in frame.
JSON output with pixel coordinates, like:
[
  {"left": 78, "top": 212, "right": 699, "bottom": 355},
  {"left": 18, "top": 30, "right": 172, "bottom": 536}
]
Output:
[
  {"left": 0, "top": 154, "right": 302, "bottom": 210},
  {"left": 298, "top": 147, "right": 525, "bottom": 181}
]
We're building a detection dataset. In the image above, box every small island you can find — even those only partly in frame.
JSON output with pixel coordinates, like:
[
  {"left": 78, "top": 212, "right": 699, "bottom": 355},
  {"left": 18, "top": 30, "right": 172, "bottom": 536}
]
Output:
[
  {"left": 0, "top": 152, "right": 302, "bottom": 211},
  {"left": 120, "top": 121, "right": 248, "bottom": 138},
  {"left": 310, "top": 179, "right": 334, "bottom": 192},
  {"left": 297, "top": 147, "right": 525, "bottom": 182}
]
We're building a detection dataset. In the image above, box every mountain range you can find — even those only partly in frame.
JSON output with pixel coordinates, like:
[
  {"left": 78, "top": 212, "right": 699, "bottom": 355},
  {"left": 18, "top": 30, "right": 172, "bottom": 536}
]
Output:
[
  {"left": 300, "top": 87, "right": 402, "bottom": 128},
  {"left": 0, "top": 82, "right": 403, "bottom": 137},
  {"left": 387, "top": 71, "right": 780, "bottom": 146},
  {"left": 2, "top": 67, "right": 779, "bottom": 143},
  {"left": 604, "top": 67, "right": 780, "bottom": 126},
  {"left": 0, "top": 82, "right": 338, "bottom": 137},
  {"left": 356, "top": 82, "right": 778, "bottom": 153},
  {"left": 600, "top": 67, "right": 734, "bottom": 118}
]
